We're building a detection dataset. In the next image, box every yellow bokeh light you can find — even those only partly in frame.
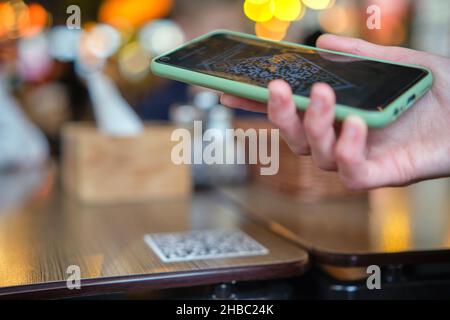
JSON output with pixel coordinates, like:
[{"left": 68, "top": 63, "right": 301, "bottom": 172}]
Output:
[
  {"left": 294, "top": 3, "right": 306, "bottom": 21},
  {"left": 244, "top": 0, "right": 334, "bottom": 41},
  {"left": 247, "top": 0, "right": 272, "bottom": 4},
  {"left": 272, "top": 0, "right": 302, "bottom": 21},
  {"left": 302, "top": 0, "right": 334, "bottom": 10},
  {"left": 244, "top": 0, "right": 275, "bottom": 22},
  {"left": 118, "top": 41, "right": 151, "bottom": 81}
]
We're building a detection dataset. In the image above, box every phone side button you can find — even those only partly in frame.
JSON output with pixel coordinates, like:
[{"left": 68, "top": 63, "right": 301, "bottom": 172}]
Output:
[{"left": 407, "top": 94, "right": 416, "bottom": 105}]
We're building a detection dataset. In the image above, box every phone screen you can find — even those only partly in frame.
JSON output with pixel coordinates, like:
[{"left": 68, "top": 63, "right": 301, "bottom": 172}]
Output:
[{"left": 156, "top": 33, "right": 429, "bottom": 111}]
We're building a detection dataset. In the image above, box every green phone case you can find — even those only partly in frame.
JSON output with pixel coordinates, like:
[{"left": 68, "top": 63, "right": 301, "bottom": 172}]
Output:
[{"left": 151, "top": 30, "right": 433, "bottom": 128}]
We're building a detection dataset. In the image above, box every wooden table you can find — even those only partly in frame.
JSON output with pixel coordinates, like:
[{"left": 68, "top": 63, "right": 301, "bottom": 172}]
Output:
[
  {"left": 220, "top": 179, "right": 450, "bottom": 267},
  {"left": 0, "top": 169, "right": 308, "bottom": 299},
  {"left": 219, "top": 179, "right": 450, "bottom": 298},
  {"left": 2, "top": 165, "right": 449, "bottom": 299}
]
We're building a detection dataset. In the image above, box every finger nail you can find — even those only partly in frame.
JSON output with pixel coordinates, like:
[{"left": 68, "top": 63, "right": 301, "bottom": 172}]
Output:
[
  {"left": 270, "top": 92, "right": 283, "bottom": 107},
  {"left": 344, "top": 123, "right": 357, "bottom": 140},
  {"left": 343, "top": 116, "right": 362, "bottom": 140},
  {"left": 311, "top": 95, "right": 326, "bottom": 114}
]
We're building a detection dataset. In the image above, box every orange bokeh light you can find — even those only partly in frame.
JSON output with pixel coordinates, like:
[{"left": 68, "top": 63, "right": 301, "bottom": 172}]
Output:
[
  {"left": 19, "top": 3, "right": 49, "bottom": 37},
  {"left": 255, "top": 21, "right": 288, "bottom": 41},
  {"left": 0, "top": 2, "right": 16, "bottom": 38},
  {"left": 260, "top": 17, "right": 290, "bottom": 33},
  {"left": 0, "top": 2, "right": 48, "bottom": 39},
  {"left": 99, "top": 0, "right": 173, "bottom": 29}
]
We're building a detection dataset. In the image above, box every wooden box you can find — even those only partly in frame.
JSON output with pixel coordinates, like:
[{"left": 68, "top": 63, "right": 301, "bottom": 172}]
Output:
[{"left": 62, "top": 123, "right": 191, "bottom": 204}]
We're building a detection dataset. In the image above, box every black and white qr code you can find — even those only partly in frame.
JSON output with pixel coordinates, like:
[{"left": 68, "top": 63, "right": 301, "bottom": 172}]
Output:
[
  {"left": 209, "top": 53, "right": 354, "bottom": 95},
  {"left": 144, "top": 229, "right": 269, "bottom": 263}
]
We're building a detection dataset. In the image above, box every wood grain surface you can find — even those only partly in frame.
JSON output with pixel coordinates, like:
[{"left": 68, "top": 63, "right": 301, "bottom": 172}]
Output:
[
  {"left": 0, "top": 170, "right": 308, "bottom": 298},
  {"left": 219, "top": 180, "right": 450, "bottom": 267}
]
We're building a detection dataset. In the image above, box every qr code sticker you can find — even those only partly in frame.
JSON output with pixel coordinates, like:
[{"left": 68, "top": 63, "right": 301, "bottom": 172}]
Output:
[
  {"left": 206, "top": 53, "right": 354, "bottom": 95},
  {"left": 144, "top": 229, "right": 269, "bottom": 263}
]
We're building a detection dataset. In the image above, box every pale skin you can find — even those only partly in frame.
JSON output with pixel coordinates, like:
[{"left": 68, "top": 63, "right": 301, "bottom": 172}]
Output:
[{"left": 220, "top": 34, "right": 450, "bottom": 190}]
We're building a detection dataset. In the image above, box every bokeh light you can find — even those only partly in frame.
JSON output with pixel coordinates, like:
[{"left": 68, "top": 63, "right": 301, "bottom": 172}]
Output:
[
  {"left": 0, "top": 2, "right": 15, "bottom": 39},
  {"left": 259, "top": 17, "right": 291, "bottom": 33},
  {"left": 18, "top": 33, "right": 53, "bottom": 82},
  {"left": 0, "top": 1, "right": 49, "bottom": 39},
  {"left": 76, "top": 31, "right": 107, "bottom": 75},
  {"left": 319, "top": 2, "right": 358, "bottom": 36},
  {"left": 75, "top": 23, "right": 122, "bottom": 75},
  {"left": 83, "top": 24, "right": 121, "bottom": 59},
  {"left": 48, "top": 26, "right": 81, "bottom": 62},
  {"left": 302, "top": 0, "right": 334, "bottom": 10},
  {"left": 255, "top": 21, "right": 288, "bottom": 41},
  {"left": 138, "top": 20, "right": 185, "bottom": 56},
  {"left": 293, "top": 3, "right": 306, "bottom": 21},
  {"left": 19, "top": 3, "right": 49, "bottom": 37},
  {"left": 99, "top": 0, "right": 173, "bottom": 29},
  {"left": 272, "top": 0, "right": 303, "bottom": 21},
  {"left": 244, "top": 0, "right": 335, "bottom": 41},
  {"left": 118, "top": 41, "right": 152, "bottom": 82},
  {"left": 244, "top": 0, "right": 274, "bottom": 23}
]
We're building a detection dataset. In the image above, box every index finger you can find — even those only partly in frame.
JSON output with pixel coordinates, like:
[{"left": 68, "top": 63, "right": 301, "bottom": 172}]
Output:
[
  {"left": 316, "top": 34, "right": 424, "bottom": 64},
  {"left": 220, "top": 94, "right": 267, "bottom": 113}
]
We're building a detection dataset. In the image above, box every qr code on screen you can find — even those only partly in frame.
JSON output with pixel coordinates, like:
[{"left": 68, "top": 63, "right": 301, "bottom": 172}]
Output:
[
  {"left": 144, "top": 229, "right": 269, "bottom": 263},
  {"left": 208, "top": 53, "right": 354, "bottom": 95}
]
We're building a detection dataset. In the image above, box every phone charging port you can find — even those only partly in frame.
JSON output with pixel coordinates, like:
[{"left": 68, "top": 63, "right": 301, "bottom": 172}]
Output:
[{"left": 407, "top": 94, "right": 416, "bottom": 105}]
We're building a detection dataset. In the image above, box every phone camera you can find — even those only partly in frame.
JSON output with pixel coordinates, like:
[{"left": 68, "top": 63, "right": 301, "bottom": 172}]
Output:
[{"left": 159, "top": 57, "right": 171, "bottom": 62}]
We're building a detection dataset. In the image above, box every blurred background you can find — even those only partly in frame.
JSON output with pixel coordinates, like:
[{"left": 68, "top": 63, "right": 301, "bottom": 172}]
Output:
[{"left": 0, "top": 0, "right": 450, "bottom": 207}]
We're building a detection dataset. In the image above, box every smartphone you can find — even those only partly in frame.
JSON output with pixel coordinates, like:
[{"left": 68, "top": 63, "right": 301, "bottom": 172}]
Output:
[{"left": 151, "top": 30, "right": 433, "bottom": 128}]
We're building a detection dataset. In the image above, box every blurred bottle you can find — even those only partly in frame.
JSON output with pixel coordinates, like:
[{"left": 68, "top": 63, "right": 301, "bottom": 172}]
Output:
[
  {"left": 169, "top": 103, "right": 202, "bottom": 126},
  {"left": 0, "top": 73, "right": 49, "bottom": 171},
  {"left": 169, "top": 90, "right": 248, "bottom": 187},
  {"left": 192, "top": 90, "right": 248, "bottom": 187}
]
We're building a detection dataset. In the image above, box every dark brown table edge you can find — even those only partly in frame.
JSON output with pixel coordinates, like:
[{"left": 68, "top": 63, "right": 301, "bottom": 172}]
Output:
[
  {"left": 312, "top": 248, "right": 450, "bottom": 267},
  {"left": 0, "top": 260, "right": 308, "bottom": 299}
]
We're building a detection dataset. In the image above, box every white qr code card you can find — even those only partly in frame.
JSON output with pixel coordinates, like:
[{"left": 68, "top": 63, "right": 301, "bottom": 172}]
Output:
[{"left": 144, "top": 229, "right": 269, "bottom": 263}]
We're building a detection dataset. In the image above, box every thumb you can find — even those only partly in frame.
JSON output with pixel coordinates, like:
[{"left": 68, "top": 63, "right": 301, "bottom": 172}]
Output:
[{"left": 316, "top": 34, "right": 423, "bottom": 64}]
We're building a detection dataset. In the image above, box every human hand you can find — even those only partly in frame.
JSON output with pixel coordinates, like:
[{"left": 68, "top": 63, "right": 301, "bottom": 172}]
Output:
[{"left": 220, "top": 34, "right": 450, "bottom": 190}]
